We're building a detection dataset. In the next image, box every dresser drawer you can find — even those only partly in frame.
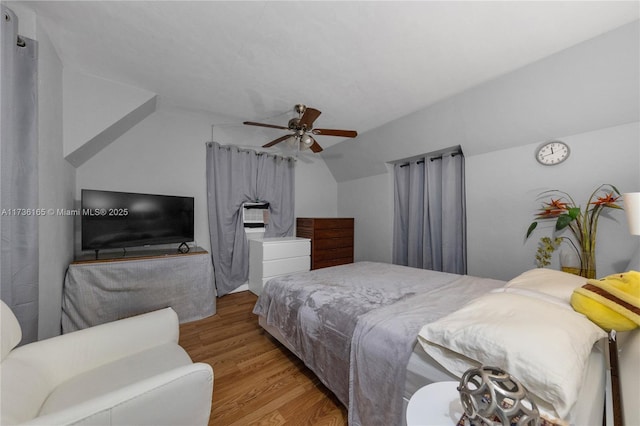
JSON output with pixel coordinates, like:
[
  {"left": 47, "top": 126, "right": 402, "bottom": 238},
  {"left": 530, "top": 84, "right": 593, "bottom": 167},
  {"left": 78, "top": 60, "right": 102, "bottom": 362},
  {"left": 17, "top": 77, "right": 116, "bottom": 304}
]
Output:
[
  {"left": 261, "top": 239, "right": 310, "bottom": 261},
  {"left": 249, "top": 237, "right": 311, "bottom": 296},
  {"left": 249, "top": 256, "right": 310, "bottom": 296},
  {"left": 296, "top": 217, "right": 354, "bottom": 271},
  {"left": 261, "top": 256, "right": 310, "bottom": 277},
  {"left": 297, "top": 218, "right": 353, "bottom": 229},
  {"left": 313, "top": 238, "right": 353, "bottom": 250},
  {"left": 314, "top": 247, "right": 353, "bottom": 262},
  {"left": 314, "top": 257, "right": 353, "bottom": 269},
  {"left": 314, "top": 228, "right": 354, "bottom": 239}
]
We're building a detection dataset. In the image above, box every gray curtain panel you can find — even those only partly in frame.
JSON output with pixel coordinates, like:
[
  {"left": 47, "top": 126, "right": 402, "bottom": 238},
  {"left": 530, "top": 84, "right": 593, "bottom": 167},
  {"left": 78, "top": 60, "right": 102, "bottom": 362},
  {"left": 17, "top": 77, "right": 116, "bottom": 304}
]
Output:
[
  {"left": 392, "top": 152, "right": 466, "bottom": 274},
  {"left": 206, "top": 142, "right": 295, "bottom": 296},
  {"left": 0, "top": 5, "right": 39, "bottom": 344}
]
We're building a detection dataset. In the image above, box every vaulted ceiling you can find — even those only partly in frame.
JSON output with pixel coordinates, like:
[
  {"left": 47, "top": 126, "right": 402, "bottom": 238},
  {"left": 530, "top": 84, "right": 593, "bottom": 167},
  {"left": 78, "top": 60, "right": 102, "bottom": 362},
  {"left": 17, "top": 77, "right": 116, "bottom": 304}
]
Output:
[{"left": 16, "top": 1, "right": 640, "bottom": 151}]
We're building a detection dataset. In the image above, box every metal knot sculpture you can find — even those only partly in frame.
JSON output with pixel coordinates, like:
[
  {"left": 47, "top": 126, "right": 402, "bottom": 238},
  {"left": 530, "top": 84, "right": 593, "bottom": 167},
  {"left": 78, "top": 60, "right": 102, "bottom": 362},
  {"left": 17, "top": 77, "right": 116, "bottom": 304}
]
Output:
[{"left": 457, "top": 366, "right": 540, "bottom": 426}]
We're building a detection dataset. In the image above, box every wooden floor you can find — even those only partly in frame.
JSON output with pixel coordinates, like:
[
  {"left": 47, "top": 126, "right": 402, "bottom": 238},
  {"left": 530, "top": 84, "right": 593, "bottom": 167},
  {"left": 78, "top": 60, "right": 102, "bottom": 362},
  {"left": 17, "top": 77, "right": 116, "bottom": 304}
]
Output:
[{"left": 179, "top": 291, "right": 348, "bottom": 426}]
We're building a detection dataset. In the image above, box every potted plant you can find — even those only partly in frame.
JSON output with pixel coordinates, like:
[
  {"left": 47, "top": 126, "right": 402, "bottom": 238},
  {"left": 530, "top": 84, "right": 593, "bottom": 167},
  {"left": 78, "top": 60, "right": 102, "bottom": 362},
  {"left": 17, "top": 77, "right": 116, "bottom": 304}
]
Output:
[{"left": 526, "top": 184, "right": 623, "bottom": 278}]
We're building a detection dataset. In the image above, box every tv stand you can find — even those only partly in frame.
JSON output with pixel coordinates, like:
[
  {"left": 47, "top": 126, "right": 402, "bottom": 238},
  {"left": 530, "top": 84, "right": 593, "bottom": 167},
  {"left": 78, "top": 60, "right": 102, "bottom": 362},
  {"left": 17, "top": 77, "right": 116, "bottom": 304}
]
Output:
[
  {"left": 75, "top": 246, "right": 205, "bottom": 263},
  {"left": 62, "top": 247, "right": 216, "bottom": 333}
]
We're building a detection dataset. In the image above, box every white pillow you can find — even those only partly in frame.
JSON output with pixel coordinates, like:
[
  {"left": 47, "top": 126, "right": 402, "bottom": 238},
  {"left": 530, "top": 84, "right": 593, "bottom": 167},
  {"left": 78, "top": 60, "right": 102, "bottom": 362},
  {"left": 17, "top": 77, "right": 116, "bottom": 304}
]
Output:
[
  {"left": 505, "top": 268, "right": 587, "bottom": 303},
  {"left": 417, "top": 291, "right": 606, "bottom": 419},
  {"left": 490, "top": 287, "right": 571, "bottom": 310}
]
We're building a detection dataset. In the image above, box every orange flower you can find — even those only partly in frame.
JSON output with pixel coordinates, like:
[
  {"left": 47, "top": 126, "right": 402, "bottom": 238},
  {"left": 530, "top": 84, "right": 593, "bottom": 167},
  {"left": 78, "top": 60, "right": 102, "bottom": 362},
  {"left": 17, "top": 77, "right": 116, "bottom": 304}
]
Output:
[
  {"left": 535, "top": 198, "right": 569, "bottom": 218},
  {"left": 590, "top": 192, "right": 621, "bottom": 207},
  {"left": 547, "top": 198, "right": 569, "bottom": 210}
]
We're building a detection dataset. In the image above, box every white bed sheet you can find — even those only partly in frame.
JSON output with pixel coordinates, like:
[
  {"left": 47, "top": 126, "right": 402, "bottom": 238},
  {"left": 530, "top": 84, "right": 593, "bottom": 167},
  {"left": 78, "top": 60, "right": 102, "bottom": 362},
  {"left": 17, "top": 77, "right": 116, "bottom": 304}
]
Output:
[{"left": 259, "top": 316, "right": 605, "bottom": 426}]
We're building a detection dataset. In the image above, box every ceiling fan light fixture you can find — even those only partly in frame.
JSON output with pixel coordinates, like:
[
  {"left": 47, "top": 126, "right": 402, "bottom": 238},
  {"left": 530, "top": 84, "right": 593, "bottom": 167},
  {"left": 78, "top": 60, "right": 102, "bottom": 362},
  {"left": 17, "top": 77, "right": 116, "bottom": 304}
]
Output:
[
  {"left": 301, "top": 134, "right": 313, "bottom": 147},
  {"left": 286, "top": 135, "right": 297, "bottom": 147}
]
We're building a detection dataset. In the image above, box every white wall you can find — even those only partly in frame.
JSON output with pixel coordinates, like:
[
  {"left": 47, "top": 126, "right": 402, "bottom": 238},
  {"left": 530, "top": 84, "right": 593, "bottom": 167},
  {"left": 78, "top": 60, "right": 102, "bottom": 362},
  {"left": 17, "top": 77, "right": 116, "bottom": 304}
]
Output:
[
  {"left": 63, "top": 70, "right": 156, "bottom": 161},
  {"left": 76, "top": 102, "right": 338, "bottom": 254},
  {"left": 467, "top": 122, "right": 639, "bottom": 280},
  {"left": 338, "top": 170, "right": 393, "bottom": 263},
  {"left": 294, "top": 156, "right": 338, "bottom": 219}
]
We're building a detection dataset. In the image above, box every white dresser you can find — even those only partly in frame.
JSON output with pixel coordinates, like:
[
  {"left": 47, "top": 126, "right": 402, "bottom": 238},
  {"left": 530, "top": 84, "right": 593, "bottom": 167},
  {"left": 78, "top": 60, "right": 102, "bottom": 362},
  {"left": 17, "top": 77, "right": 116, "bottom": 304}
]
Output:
[{"left": 249, "top": 237, "right": 311, "bottom": 295}]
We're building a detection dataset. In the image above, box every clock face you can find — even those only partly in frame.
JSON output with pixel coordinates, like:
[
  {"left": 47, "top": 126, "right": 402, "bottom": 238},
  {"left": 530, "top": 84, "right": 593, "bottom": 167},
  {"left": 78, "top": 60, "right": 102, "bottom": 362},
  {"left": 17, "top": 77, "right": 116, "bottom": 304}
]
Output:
[{"left": 536, "top": 141, "right": 570, "bottom": 165}]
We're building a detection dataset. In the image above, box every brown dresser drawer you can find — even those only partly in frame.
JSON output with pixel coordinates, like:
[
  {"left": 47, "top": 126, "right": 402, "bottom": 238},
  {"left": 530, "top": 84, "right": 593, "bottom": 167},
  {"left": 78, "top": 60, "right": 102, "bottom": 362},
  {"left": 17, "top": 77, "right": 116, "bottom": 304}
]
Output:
[
  {"left": 313, "top": 238, "right": 353, "bottom": 250},
  {"left": 314, "top": 257, "right": 353, "bottom": 269},
  {"left": 314, "top": 247, "right": 354, "bottom": 262},
  {"left": 297, "top": 217, "right": 353, "bottom": 229},
  {"left": 296, "top": 217, "right": 355, "bottom": 270},
  {"left": 314, "top": 228, "right": 354, "bottom": 239}
]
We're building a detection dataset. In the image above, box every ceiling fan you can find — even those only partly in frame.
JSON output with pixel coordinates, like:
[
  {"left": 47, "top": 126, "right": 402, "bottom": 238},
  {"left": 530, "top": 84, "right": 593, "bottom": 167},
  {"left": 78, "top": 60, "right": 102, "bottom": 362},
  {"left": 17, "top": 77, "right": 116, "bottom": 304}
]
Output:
[{"left": 243, "top": 104, "right": 358, "bottom": 153}]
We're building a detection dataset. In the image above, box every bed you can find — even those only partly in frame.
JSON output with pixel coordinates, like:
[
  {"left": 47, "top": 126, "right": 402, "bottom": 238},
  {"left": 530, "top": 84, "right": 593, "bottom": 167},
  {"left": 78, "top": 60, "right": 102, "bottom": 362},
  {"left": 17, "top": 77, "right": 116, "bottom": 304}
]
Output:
[{"left": 253, "top": 262, "right": 608, "bottom": 426}]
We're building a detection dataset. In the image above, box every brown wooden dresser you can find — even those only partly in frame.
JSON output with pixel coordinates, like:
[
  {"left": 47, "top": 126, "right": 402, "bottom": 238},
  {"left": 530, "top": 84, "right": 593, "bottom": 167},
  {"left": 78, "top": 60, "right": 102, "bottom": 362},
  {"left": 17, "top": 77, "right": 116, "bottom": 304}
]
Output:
[{"left": 296, "top": 217, "right": 354, "bottom": 270}]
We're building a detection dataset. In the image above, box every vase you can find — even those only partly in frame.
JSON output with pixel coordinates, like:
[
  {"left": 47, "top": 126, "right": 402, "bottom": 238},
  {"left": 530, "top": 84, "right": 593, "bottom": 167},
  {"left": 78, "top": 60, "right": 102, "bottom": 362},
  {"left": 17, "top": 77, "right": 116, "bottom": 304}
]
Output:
[
  {"left": 560, "top": 249, "right": 596, "bottom": 279},
  {"left": 560, "top": 250, "right": 581, "bottom": 276},
  {"left": 579, "top": 249, "right": 596, "bottom": 279}
]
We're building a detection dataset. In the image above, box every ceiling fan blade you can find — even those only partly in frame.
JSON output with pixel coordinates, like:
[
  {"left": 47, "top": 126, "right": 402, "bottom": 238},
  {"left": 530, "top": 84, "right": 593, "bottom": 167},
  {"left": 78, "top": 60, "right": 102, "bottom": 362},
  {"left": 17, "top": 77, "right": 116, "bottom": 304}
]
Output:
[
  {"left": 299, "top": 108, "right": 321, "bottom": 128},
  {"left": 244, "top": 121, "right": 289, "bottom": 130},
  {"left": 263, "top": 134, "right": 293, "bottom": 148},
  {"left": 308, "top": 137, "right": 323, "bottom": 153},
  {"left": 312, "top": 128, "right": 358, "bottom": 138}
]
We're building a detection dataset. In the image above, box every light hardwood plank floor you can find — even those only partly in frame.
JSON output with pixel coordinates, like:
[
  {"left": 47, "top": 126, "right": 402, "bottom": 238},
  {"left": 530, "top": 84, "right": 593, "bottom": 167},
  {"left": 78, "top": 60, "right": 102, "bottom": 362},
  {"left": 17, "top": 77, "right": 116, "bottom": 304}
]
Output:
[{"left": 179, "top": 291, "right": 348, "bottom": 426}]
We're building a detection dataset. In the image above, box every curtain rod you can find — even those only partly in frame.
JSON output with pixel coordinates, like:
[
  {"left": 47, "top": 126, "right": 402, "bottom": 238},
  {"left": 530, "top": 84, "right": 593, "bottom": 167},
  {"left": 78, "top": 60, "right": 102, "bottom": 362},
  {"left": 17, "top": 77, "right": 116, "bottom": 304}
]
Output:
[
  {"left": 206, "top": 141, "right": 296, "bottom": 162},
  {"left": 207, "top": 126, "right": 296, "bottom": 162},
  {"left": 398, "top": 151, "right": 460, "bottom": 168},
  {"left": 4, "top": 8, "right": 26, "bottom": 47}
]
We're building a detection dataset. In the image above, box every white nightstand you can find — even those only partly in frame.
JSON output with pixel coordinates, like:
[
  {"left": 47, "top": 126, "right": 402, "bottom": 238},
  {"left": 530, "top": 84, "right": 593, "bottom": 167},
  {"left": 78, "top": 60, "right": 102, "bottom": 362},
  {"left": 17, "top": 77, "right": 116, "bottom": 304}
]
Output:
[
  {"left": 248, "top": 237, "right": 310, "bottom": 295},
  {"left": 406, "top": 381, "right": 464, "bottom": 426}
]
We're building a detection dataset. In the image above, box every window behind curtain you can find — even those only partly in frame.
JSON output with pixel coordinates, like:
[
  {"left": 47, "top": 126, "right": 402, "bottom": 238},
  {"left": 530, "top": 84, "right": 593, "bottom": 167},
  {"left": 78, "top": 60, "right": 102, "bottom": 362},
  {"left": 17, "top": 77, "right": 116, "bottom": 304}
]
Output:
[{"left": 392, "top": 149, "right": 466, "bottom": 274}]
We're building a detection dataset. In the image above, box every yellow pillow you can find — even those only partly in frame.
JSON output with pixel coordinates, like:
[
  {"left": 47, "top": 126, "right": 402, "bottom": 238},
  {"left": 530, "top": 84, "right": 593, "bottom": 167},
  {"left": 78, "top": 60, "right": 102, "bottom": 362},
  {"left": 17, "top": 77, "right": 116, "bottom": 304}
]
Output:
[{"left": 570, "top": 271, "right": 640, "bottom": 331}]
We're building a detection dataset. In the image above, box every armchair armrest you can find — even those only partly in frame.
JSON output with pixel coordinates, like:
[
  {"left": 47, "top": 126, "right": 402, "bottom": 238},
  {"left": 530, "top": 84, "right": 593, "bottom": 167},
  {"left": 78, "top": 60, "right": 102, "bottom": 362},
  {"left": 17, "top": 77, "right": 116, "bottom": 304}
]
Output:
[
  {"left": 22, "top": 363, "right": 214, "bottom": 426},
  {"left": 7, "top": 307, "right": 181, "bottom": 389}
]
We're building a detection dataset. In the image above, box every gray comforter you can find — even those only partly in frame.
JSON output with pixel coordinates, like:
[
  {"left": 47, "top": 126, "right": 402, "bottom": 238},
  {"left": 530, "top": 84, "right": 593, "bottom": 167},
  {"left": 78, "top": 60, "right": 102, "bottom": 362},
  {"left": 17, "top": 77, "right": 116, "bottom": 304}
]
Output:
[{"left": 252, "top": 261, "right": 505, "bottom": 426}]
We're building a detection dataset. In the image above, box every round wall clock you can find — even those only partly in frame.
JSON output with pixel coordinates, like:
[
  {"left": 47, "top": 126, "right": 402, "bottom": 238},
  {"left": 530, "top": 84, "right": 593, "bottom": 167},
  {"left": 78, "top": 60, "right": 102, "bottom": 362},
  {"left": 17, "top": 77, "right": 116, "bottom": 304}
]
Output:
[{"left": 535, "top": 140, "right": 570, "bottom": 166}]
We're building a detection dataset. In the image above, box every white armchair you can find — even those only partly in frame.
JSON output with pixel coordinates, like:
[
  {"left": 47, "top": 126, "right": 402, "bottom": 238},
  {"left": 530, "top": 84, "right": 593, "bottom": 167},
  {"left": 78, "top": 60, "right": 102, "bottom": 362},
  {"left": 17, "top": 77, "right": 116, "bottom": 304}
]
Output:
[{"left": 0, "top": 301, "right": 213, "bottom": 425}]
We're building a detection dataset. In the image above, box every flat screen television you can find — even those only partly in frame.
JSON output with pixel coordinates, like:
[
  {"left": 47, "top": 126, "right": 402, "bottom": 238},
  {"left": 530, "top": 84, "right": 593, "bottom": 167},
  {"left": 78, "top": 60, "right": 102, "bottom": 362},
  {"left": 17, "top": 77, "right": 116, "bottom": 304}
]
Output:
[{"left": 81, "top": 189, "right": 194, "bottom": 251}]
